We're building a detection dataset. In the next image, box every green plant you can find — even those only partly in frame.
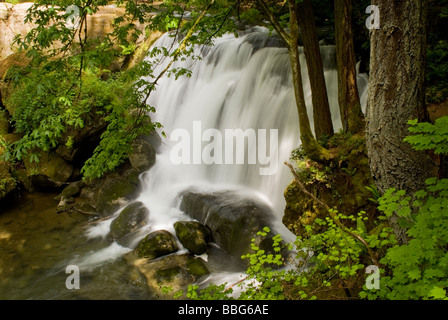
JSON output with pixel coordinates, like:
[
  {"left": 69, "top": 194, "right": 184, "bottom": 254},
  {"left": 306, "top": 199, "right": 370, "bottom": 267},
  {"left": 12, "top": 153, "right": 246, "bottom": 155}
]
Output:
[
  {"left": 3, "top": 63, "right": 160, "bottom": 180},
  {"left": 363, "top": 179, "right": 448, "bottom": 300},
  {"left": 404, "top": 117, "right": 448, "bottom": 155},
  {"left": 365, "top": 184, "right": 381, "bottom": 204},
  {"left": 184, "top": 210, "right": 394, "bottom": 300},
  {"left": 426, "top": 41, "right": 448, "bottom": 103},
  {"left": 361, "top": 117, "right": 448, "bottom": 300}
]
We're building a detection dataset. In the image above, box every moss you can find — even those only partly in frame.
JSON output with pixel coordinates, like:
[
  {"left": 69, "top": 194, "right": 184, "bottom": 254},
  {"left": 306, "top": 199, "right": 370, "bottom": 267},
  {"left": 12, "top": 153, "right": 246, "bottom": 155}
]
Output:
[
  {"left": 94, "top": 175, "right": 139, "bottom": 215},
  {"left": 134, "top": 230, "right": 178, "bottom": 259},
  {"left": 23, "top": 150, "right": 74, "bottom": 182},
  {"left": 155, "top": 266, "right": 181, "bottom": 283},
  {"left": 186, "top": 257, "right": 209, "bottom": 277},
  {"left": 284, "top": 132, "right": 377, "bottom": 237},
  {"left": 174, "top": 221, "right": 211, "bottom": 255},
  {"left": 109, "top": 201, "right": 149, "bottom": 241}
]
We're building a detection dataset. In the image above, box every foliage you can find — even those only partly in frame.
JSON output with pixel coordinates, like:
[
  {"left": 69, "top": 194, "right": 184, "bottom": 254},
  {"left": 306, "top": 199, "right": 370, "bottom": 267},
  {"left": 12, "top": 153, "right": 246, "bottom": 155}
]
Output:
[
  {"left": 182, "top": 115, "right": 448, "bottom": 301},
  {"left": 404, "top": 117, "right": 448, "bottom": 154},
  {"left": 426, "top": 41, "right": 448, "bottom": 103},
  {"left": 360, "top": 117, "right": 448, "bottom": 300},
  {"left": 183, "top": 212, "right": 394, "bottom": 300},
  {"left": 362, "top": 178, "right": 448, "bottom": 300},
  {"left": 3, "top": 61, "right": 160, "bottom": 180},
  {"left": 3, "top": 0, "right": 240, "bottom": 180}
]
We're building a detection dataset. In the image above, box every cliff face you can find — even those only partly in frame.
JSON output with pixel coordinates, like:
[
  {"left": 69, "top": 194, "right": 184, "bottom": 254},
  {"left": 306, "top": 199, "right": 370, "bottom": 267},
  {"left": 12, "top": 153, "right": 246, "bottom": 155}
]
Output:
[
  {"left": 0, "top": 2, "right": 148, "bottom": 60},
  {"left": 0, "top": 3, "right": 33, "bottom": 60}
]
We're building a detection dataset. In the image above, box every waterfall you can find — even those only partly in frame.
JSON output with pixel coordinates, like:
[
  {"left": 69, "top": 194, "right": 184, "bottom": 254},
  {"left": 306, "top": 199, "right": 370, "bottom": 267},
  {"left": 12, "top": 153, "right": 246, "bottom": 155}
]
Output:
[
  {"left": 134, "top": 27, "right": 368, "bottom": 233},
  {"left": 81, "top": 26, "right": 368, "bottom": 268}
]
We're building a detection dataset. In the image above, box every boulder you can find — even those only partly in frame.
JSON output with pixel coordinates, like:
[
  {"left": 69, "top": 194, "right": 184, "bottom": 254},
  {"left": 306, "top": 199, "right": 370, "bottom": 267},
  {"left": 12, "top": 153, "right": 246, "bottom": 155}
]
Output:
[
  {"left": 108, "top": 201, "right": 149, "bottom": 246},
  {"left": 174, "top": 221, "right": 211, "bottom": 255},
  {"left": 92, "top": 174, "right": 139, "bottom": 216},
  {"left": 126, "top": 253, "right": 209, "bottom": 299},
  {"left": 128, "top": 138, "right": 156, "bottom": 172},
  {"left": 0, "top": 157, "right": 16, "bottom": 200},
  {"left": 134, "top": 230, "right": 179, "bottom": 259},
  {"left": 55, "top": 180, "right": 84, "bottom": 200},
  {"left": 178, "top": 190, "right": 282, "bottom": 260},
  {"left": 23, "top": 150, "right": 74, "bottom": 188}
]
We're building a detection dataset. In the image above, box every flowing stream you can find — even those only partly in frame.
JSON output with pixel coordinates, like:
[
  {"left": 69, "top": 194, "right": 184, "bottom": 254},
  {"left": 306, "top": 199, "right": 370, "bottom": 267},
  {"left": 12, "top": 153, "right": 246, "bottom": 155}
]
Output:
[{"left": 0, "top": 27, "right": 368, "bottom": 299}]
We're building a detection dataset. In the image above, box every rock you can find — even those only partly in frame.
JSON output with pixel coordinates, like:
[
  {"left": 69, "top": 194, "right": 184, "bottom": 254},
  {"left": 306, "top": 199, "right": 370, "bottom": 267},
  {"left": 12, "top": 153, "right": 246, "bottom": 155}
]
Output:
[
  {"left": 108, "top": 201, "right": 149, "bottom": 246},
  {"left": 93, "top": 174, "right": 139, "bottom": 216},
  {"left": 126, "top": 253, "right": 209, "bottom": 299},
  {"left": 0, "top": 4, "right": 147, "bottom": 61},
  {"left": 178, "top": 190, "right": 282, "bottom": 260},
  {"left": 0, "top": 3, "right": 13, "bottom": 21},
  {"left": 0, "top": 109, "right": 8, "bottom": 134},
  {"left": 134, "top": 230, "right": 179, "bottom": 259},
  {"left": 0, "top": 3, "right": 34, "bottom": 60},
  {"left": 0, "top": 158, "right": 16, "bottom": 199},
  {"left": 128, "top": 138, "right": 156, "bottom": 172},
  {"left": 55, "top": 181, "right": 84, "bottom": 201},
  {"left": 56, "top": 196, "right": 75, "bottom": 214},
  {"left": 23, "top": 150, "right": 74, "bottom": 188},
  {"left": 174, "top": 221, "right": 211, "bottom": 255},
  {"left": 0, "top": 126, "right": 16, "bottom": 200}
]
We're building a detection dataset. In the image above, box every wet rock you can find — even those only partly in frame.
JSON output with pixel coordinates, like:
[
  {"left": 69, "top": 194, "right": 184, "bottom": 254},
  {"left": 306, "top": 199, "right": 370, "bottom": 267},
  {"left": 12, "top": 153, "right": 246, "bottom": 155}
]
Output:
[
  {"left": 128, "top": 138, "right": 156, "bottom": 172},
  {"left": 108, "top": 201, "right": 149, "bottom": 246},
  {"left": 55, "top": 181, "right": 84, "bottom": 201},
  {"left": 134, "top": 230, "right": 179, "bottom": 259},
  {"left": 174, "top": 221, "right": 211, "bottom": 255},
  {"left": 92, "top": 174, "right": 139, "bottom": 216},
  {"left": 126, "top": 252, "right": 209, "bottom": 299},
  {"left": 178, "top": 190, "right": 281, "bottom": 260}
]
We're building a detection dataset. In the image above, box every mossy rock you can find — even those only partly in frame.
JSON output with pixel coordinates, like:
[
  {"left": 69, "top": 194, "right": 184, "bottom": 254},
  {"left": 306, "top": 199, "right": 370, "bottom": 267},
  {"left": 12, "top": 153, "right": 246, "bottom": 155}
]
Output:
[
  {"left": 283, "top": 133, "right": 376, "bottom": 237},
  {"left": 174, "top": 221, "right": 211, "bottom": 255},
  {"left": 178, "top": 190, "right": 281, "bottom": 260},
  {"left": 23, "top": 150, "right": 74, "bottom": 187},
  {"left": 93, "top": 175, "right": 139, "bottom": 216},
  {"left": 126, "top": 253, "right": 209, "bottom": 299},
  {"left": 0, "top": 110, "right": 9, "bottom": 134},
  {"left": 186, "top": 256, "right": 209, "bottom": 277},
  {"left": 128, "top": 138, "right": 156, "bottom": 172},
  {"left": 108, "top": 201, "right": 149, "bottom": 246},
  {"left": 134, "top": 230, "right": 179, "bottom": 259},
  {"left": 0, "top": 136, "right": 16, "bottom": 199},
  {"left": 55, "top": 181, "right": 84, "bottom": 201}
]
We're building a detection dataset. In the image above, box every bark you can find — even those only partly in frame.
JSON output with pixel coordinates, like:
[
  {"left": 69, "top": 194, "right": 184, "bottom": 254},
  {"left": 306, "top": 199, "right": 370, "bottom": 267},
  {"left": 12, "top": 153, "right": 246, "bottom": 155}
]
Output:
[
  {"left": 288, "top": 0, "right": 330, "bottom": 161},
  {"left": 297, "top": 0, "right": 334, "bottom": 140},
  {"left": 334, "top": 0, "right": 364, "bottom": 133},
  {"left": 255, "top": 0, "right": 330, "bottom": 162},
  {"left": 366, "top": 0, "right": 438, "bottom": 243}
]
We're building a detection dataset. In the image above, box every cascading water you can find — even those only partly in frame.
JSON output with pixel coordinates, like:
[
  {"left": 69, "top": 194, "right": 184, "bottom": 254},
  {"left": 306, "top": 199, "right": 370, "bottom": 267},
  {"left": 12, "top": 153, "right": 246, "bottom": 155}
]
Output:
[
  {"left": 83, "top": 26, "right": 369, "bottom": 267},
  {"left": 133, "top": 26, "right": 367, "bottom": 235}
]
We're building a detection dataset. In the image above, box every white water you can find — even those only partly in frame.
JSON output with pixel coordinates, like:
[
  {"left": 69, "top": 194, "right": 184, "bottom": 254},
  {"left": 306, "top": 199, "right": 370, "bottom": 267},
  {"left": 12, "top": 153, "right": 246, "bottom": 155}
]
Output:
[
  {"left": 137, "top": 27, "right": 367, "bottom": 225},
  {"left": 82, "top": 27, "right": 368, "bottom": 268}
]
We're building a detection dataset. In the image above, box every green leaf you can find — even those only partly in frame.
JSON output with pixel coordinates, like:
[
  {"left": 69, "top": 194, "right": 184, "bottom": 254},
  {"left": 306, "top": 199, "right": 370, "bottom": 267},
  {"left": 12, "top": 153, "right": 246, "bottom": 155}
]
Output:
[{"left": 429, "top": 287, "right": 447, "bottom": 299}]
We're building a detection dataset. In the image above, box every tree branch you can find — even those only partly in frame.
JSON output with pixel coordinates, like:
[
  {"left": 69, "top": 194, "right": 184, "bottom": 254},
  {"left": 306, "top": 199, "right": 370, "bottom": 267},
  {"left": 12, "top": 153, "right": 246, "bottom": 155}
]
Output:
[
  {"left": 254, "top": 0, "right": 290, "bottom": 46},
  {"left": 142, "top": 0, "right": 216, "bottom": 105},
  {"left": 284, "top": 161, "right": 379, "bottom": 266}
]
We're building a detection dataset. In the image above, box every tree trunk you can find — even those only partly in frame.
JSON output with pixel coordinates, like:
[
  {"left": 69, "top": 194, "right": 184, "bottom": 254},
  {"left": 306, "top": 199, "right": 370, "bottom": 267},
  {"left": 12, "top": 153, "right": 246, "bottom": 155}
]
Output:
[
  {"left": 366, "top": 0, "right": 437, "bottom": 243},
  {"left": 255, "top": 0, "right": 330, "bottom": 162},
  {"left": 288, "top": 0, "right": 330, "bottom": 161},
  {"left": 334, "top": 0, "right": 364, "bottom": 134},
  {"left": 297, "top": 0, "right": 334, "bottom": 140}
]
